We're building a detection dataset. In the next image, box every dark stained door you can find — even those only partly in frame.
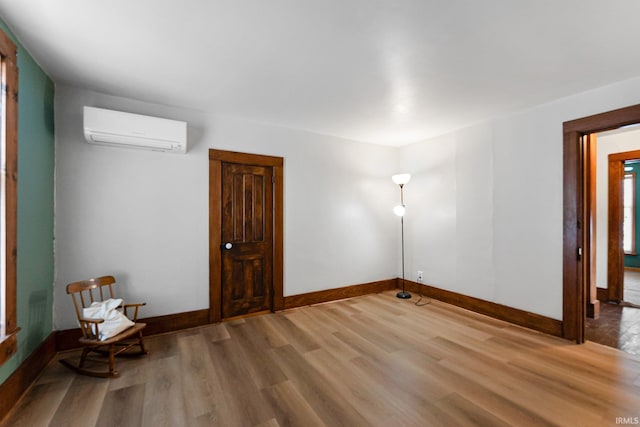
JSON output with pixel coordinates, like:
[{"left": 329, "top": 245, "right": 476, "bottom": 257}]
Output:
[{"left": 221, "top": 162, "right": 273, "bottom": 318}]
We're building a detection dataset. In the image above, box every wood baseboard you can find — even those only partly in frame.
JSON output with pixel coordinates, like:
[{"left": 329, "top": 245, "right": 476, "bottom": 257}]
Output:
[
  {"left": 403, "top": 280, "right": 563, "bottom": 337},
  {"left": 52, "top": 278, "right": 396, "bottom": 351},
  {"left": 624, "top": 266, "right": 640, "bottom": 272},
  {"left": 0, "top": 332, "right": 56, "bottom": 423},
  {"left": 596, "top": 287, "right": 608, "bottom": 302},
  {"left": 283, "top": 279, "right": 397, "bottom": 310},
  {"left": 55, "top": 308, "right": 210, "bottom": 352}
]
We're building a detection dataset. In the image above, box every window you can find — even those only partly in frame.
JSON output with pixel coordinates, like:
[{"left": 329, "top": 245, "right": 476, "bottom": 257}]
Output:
[
  {"left": 0, "top": 28, "right": 18, "bottom": 367},
  {"left": 623, "top": 171, "right": 636, "bottom": 255}
]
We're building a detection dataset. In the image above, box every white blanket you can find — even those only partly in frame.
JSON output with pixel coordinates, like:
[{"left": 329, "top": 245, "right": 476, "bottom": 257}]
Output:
[{"left": 82, "top": 298, "right": 134, "bottom": 341}]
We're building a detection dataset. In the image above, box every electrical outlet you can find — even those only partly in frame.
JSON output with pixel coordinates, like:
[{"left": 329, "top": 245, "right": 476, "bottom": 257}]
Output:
[{"left": 417, "top": 271, "right": 423, "bottom": 282}]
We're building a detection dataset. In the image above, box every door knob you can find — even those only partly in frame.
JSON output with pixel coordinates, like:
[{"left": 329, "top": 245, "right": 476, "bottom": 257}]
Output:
[{"left": 223, "top": 242, "right": 233, "bottom": 250}]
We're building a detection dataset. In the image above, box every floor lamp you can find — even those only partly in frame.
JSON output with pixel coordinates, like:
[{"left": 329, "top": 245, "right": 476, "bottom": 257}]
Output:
[{"left": 393, "top": 173, "right": 411, "bottom": 299}]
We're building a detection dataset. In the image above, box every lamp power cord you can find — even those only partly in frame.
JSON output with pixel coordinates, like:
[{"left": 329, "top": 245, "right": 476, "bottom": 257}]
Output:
[{"left": 414, "top": 278, "right": 431, "bottom": 307}]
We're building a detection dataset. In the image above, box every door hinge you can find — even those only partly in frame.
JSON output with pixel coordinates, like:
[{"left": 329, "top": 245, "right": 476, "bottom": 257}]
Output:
[{"left": 577, "top": 247, "right": 582, "bottom": 260}]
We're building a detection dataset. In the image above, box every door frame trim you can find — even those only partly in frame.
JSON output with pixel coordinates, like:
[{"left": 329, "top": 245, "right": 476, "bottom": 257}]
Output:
[
  {"left": 208, "top": 149, "right": 284, "bottom": 323},
  {"left": 607, "top": 149, "right": 640, "bottom": 303},
  {"left": 563, "top": 103, "right": 640, "bottom": 342}
]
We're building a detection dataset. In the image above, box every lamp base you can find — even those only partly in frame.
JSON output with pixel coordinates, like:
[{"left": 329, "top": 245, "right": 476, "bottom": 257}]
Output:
[{"left": 396, "top": 291, "right": 411, "bottom": 299}]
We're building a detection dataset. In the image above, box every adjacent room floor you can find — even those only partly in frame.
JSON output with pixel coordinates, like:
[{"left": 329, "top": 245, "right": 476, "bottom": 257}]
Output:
[
  {"left": 3, "top": 291, "right": 639, "bottom": 427},
  {"left": 586, "top": 303, "right": 640, "bottom": 356},
  {"left": 586, "top": 269, "right": 640, "bottom": 356},
  {"left": 624, "top": 269, "right": 640, "bottom": 306}
]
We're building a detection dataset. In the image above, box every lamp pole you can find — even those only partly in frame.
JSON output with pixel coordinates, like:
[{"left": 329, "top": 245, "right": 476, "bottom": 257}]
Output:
[{"left": 395, "top": 179, "right": 411, "bottom": 299}]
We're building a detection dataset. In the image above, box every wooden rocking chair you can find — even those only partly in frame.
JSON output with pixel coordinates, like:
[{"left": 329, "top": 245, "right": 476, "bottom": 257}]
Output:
[{"left": 59, "top": 275, "right": 148, "bottom": 378}]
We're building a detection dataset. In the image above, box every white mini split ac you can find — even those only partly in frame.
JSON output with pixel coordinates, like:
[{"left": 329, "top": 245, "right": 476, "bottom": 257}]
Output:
[{"left": 83, "top": 106, "right": 187, "bottom": 154}]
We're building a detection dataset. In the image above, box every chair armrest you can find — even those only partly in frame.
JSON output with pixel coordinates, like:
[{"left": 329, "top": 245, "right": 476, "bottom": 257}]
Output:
[
  {"left": 78, "top": 317, "right": 104, "bottom": 324},
  {"left": 123, "top": 302, "right": 146, "bottom": 321},
  {"left": 78, "top": 317, "right": 104, "bottom": 340}
]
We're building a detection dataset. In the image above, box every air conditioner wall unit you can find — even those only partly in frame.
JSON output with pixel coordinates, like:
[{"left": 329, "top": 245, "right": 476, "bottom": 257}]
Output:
[{"left": 83, "top": 106, "right": 187, "bottom": 154}]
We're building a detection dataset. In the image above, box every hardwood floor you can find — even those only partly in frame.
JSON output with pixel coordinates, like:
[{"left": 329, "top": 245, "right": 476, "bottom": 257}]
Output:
[
  {"left": 586, "top": 302, "right": 640, "bottom": 356},
  {"left": 3, "top": 291, "right": 640, "bottom": 426},
  {"left": 586, "top": 269, "right": 640, "bottom": 355}
]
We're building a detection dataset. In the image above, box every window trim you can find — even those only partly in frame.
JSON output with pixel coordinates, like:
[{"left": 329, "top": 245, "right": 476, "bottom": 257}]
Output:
[
  {"left": 624, "top": 171, "right": 637, "bottom": 256},
  {"left": 0, "top": 28, "right": 18, "bottom": 367}
]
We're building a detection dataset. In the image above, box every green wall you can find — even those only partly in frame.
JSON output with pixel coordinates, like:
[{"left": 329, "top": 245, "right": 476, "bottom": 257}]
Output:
[{"left": 0, "top": 19, "right": 55, "bottom": 386}]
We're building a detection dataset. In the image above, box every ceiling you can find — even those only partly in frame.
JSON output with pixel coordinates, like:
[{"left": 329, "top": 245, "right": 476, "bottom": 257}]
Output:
[{"left": 1, "top": 1, "right": 640, "bottom": 146}]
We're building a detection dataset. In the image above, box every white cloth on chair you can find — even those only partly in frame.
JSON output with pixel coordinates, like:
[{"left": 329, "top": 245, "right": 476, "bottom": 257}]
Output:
[{"left": 82, "top": 298, "right": 134, "bottom": 341}]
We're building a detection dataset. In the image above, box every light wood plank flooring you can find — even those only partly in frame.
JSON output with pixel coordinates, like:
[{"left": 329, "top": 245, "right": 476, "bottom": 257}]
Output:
[{"left": 3, "top": 291, "right": 640, "bottom": 427}]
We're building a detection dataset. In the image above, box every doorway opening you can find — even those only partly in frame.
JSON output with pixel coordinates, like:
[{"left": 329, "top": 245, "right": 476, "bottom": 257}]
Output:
[
  {"left": 604, "top": 149, "right": 640, "bottom": 305},
  {"left": 563, "top": 104, "right": 640, "bottom": 343},
  {"left": 620, "top": 158, "right": 640, "bottom": 307},
  {"left": 579, "top": 131, "right": 640, "bottom": 355}
]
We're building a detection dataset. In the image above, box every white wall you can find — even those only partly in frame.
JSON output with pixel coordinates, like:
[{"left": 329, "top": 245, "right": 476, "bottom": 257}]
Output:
[
  {"left": 399, "top": 76, "right": 640, "bottom": 320},
  {"left": 55, "top": 75, "right": 640, "bottom": 328},
  {"left": 595, "top": 127, "right": 640, "bottom": 288},
  {"left": 54, "top": 85, "right": 399, "bottom": 330}
]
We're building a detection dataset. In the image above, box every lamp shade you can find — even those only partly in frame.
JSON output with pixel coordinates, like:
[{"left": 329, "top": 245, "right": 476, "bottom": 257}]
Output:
[
  {"left": 393, "top": 205, "right": 406, "bottom": 217},
  {"left": 392, "top": 173, "right": 411, "bottom": 185}
]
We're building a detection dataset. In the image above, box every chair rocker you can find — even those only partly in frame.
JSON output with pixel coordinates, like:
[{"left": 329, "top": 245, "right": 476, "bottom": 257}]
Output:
[{"left": 59, "top": 275, "right": 148, "bottom": 378}]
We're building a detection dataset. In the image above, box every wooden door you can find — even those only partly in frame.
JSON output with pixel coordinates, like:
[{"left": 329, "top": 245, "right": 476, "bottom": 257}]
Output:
[
  {"left": 209, "top": 149, "right": 284, "bottom": 323},
  {"left": 608, "top": 155, "right": 625, "bottom": 303},
  {"left": 220, "top": 163, "right": 273, "bottom": 318},
  {"left": 583, "top": 134, "right": 599, "bottom": 318}
]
